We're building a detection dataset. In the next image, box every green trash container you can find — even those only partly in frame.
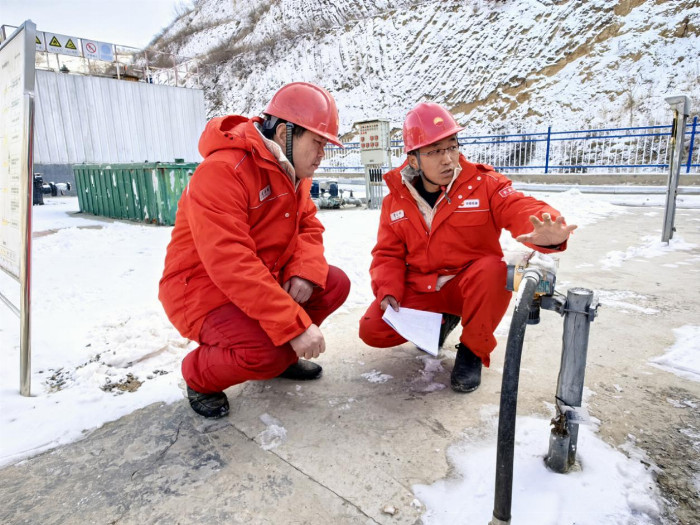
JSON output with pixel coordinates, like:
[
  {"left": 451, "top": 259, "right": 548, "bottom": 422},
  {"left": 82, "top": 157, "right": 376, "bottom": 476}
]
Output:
[{"left": 72, "top": 161, "right": 198, "bottom": 226}]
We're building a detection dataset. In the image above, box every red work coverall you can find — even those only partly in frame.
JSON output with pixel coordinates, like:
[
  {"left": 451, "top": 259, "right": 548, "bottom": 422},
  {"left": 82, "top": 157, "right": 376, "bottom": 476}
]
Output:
[
  {"left": 159, "top": 116, "right": 349, "bottom": 392},
  {"left": 359, "top": 156, "right": 566, "bottom": 366}
]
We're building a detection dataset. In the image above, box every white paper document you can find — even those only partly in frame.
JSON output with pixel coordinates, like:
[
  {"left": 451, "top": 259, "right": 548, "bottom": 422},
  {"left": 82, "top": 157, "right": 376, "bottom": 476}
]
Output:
[{"left": 382, "top": 307, "right": 442, "bottom": 357}]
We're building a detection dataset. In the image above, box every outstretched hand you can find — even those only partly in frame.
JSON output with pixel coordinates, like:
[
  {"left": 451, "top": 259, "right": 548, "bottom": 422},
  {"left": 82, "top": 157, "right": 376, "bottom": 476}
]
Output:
[{"left": 515, "top": 213, "right": 577, "bottom": 247}]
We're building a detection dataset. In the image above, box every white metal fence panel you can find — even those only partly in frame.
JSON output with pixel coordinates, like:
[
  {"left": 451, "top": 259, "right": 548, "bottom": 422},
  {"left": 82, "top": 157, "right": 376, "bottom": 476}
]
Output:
[{"left": 34, "top": 70, "right": 206, "bottom": 164}]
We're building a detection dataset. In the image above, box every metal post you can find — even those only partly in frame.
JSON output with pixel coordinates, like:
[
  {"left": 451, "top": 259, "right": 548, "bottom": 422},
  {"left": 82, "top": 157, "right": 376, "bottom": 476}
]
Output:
[
  {"left": 544, "top": 126, "right": 552, "bottom": 173},
  {"left": 364, "top": 165, "right": 372, "bottom": 209},
  {"left": 22, "top": 24, "right": 37, "bottom": 397},
  {"left": 686, "top": 116, "right": 697, "bottom": 174},
  {"left": 662, "top": 96, "right": 690, "bottom": 242},
  {"left": 172, "top": 55, "right": 179, "bottom": 86},
  {"left": 20, "top": 94, "right": 34, "bottom": 396},
  {"left": 144, "top": 50, "right": 151, "bottom": 83},
  {"left": 546, "top": 288, "right": 594, "bottom": 472}
]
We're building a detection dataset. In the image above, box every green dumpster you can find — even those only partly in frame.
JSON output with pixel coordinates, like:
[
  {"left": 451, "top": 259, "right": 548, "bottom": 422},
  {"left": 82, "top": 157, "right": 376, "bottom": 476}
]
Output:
[{"left": 72, "top": 162, "right": 198, "bottom": 226}]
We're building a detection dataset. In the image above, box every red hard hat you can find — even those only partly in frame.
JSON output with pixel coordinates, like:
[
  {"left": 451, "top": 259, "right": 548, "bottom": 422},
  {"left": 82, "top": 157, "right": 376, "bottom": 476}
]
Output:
[
  {"left": 264, "top": 82, "right": 343, "bottom": 147},
  {"left": 403, "top": 102, "right": 465, "bottom": 152}
]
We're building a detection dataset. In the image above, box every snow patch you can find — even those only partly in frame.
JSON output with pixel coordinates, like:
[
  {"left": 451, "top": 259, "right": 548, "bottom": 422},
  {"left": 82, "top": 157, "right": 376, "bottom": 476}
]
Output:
[
  {"left": 600, "top": 235, "right": 697, "bottom": 269},
  {"left": 414, "top": 416, "right": 662, "bottom": 525},
  {"left": 410, "top": 355, "right": 446, "bottom": 393},
  {"left": 257, "top": 413, "right": 288, "bottom": 451},
  {"left": 361, "top": 370, "right": 393, "bottom": 383},
  {"left": 596, "top": 289, "right": 658, "bottom": 315},
  {"left": 650, "top": 325, "right": 700, "bottom": 382}
]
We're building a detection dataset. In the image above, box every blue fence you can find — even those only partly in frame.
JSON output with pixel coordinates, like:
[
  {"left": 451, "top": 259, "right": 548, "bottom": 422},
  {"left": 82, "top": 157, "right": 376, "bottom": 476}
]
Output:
[{"left": 321, "top": 118, "right": 700, "bottom": 175}]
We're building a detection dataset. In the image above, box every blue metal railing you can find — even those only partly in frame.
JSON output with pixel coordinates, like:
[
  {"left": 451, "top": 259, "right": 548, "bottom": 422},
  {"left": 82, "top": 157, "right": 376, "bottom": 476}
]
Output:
[
  {"left": 321, "top": 119, "right": 699, "bottom": 175},
  {"left": 688, "top": 117, "right": 698, "bottom": 174}
]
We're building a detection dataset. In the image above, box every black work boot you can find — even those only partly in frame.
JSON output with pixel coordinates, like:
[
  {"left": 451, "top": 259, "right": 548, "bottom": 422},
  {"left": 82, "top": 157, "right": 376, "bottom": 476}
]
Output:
[
  {"left": 278, "top": 359, "right": 323, "bottom": 380},
  {"left": 187, "top": 386, "right": 229, "bottom": 418},
  {"left": 439, "top": 314, "right": 461, "bottom": 348},
  {"left": 450, "top": 343, "right": 482, "bottom": 393}
]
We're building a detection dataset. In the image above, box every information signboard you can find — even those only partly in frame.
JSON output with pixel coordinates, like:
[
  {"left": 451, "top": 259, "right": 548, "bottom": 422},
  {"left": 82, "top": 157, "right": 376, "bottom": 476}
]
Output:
[
  {"left": 0, "top": 27, "right": 28, "bottom": 278},
  {"left": 0, "top": 20, "right": 35, "bottom": 396}
]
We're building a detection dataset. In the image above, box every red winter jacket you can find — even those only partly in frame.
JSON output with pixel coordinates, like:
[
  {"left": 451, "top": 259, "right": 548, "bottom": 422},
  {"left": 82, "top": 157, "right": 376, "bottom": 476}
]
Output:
[
  {"left": 159, "top": 116, "right": 328, "bottom": 345},
  {"left": 370, "top": 156, "right": 567, "bottom": 303}
]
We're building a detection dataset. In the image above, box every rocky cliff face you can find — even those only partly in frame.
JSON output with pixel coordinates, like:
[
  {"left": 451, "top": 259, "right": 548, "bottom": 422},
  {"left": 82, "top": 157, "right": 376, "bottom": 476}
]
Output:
[{"left": 151, "top": 0, "right": 699, "bottom": 135}]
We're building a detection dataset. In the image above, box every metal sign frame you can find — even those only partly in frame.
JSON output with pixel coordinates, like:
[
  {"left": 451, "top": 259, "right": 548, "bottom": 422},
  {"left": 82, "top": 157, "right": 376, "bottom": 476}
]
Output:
[{"left": 0, "top": 20, "right": 36, "bottom": 396}]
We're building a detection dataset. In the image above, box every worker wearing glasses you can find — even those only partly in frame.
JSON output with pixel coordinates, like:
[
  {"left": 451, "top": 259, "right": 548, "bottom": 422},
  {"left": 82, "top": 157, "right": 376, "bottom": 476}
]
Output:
[{"left": 359, "top": 102, "right": 576, "bottom": 393}]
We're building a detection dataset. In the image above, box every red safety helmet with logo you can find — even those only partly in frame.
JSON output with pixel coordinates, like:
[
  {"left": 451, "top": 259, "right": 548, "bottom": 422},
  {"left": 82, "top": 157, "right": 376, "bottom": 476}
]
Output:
[
  {"left": 403, "top": 102, "right": 465, "bottom": 153},
  {"left": 264, "top": 82, "right": 343, "bottom": 147}
]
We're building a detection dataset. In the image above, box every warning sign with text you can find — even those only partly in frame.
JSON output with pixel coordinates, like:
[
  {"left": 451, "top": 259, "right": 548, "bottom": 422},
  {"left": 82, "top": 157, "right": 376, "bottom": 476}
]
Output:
[
  {"left": 35, "top": 32, "right": 46, "bottom": 52},
  {"left": 45, "top": 32, "right": 81, "bottom": 57}
]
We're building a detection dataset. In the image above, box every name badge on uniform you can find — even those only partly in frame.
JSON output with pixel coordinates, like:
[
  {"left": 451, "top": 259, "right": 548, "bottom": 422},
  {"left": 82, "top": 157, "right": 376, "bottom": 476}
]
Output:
[
  {"left": 390, "top": 209, "right": 405, "bottom": 221},
  {"left": 259, "top": 185, "right": 271, "bottom": 201},
  {"left": 457, "top": 199, "right": 479, "bottom": 209}
]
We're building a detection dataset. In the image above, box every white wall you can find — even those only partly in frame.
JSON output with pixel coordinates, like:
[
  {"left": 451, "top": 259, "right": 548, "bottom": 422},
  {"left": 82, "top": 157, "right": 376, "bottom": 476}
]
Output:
[{"left": 33, "top": 70, "right": 205, "bottom": 164}]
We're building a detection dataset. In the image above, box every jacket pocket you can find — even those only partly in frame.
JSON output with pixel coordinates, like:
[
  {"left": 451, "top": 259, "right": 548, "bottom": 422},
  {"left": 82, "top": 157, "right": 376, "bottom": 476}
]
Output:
[
  {"left": 406, "top": 271, "right": 439, "bottom": 293},
  {"left": 451, "top": 209, "right": 489, "bottom": 226}
]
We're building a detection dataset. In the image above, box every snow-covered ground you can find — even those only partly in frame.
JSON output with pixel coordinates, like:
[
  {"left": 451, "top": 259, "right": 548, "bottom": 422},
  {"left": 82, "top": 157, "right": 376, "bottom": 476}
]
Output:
[
  {"left": 1, "top": 191, "right": 698, "bottom": 524},
  {"left": 414, "top": 414, "right": 663, "bottom": 525}
]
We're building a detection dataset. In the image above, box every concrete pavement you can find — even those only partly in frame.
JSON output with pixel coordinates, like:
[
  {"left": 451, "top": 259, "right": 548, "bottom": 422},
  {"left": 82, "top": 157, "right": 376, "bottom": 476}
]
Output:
[{"left": 1, "top": 205, "right": 699, "bottom": 525}]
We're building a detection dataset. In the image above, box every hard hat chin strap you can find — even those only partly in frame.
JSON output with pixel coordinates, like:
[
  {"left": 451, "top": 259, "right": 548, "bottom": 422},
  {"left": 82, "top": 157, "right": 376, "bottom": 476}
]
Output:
[
  {"left": 286, "top": 122, "right": 295, "bottom": 167},
  {"left": 414, "top": 153, "right": 441, "bottom": 188}
]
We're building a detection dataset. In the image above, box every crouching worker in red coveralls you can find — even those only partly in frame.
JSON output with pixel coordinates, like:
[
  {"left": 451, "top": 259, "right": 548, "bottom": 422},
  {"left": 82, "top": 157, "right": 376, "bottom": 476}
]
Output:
[
  {"left": 358, "top": 102, "right": 576, "bottom": 393},
  {"left": 159, "top": 82, "right": 351, "bottom": 418}
]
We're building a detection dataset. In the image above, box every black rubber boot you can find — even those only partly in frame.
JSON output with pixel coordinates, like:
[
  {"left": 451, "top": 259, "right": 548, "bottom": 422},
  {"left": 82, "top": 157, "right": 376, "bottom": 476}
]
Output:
[
  {"left": 439, "top": 314, "right": 461, "bottom": 348},
  {"left": 278, "top": 359, "right": 323, "bottom": 380},
  {"left": 450, "top": 343, "right": 482, "bottom": 393},
  {"left": 187, "top": 387, "right": 229, "bottom": 418}
]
